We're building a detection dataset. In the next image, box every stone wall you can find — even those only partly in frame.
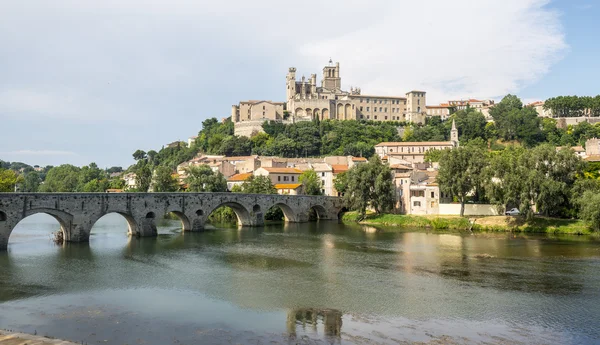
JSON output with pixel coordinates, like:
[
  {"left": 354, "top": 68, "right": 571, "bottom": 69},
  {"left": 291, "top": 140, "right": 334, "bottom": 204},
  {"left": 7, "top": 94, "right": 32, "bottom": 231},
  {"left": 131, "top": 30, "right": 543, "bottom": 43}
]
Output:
[{"left": 438, "top": 203, "right": 500, "bottom": 216}]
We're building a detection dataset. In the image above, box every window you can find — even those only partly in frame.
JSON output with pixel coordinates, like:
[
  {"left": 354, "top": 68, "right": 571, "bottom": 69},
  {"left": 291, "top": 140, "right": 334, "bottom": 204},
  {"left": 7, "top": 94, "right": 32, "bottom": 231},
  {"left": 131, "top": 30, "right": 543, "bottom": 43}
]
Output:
[
  {"left": 431, "top": 192, "right": 435, "bottom": 198},
  {"left": 384, "top": 100, "right": 387, "bottom": 104},
  {"left": 374, "top": 116, "right": 378, "bottom": 120},
  {"left": 360, "top": 106, "right": 363, "bottom": 111},
  {"left": 366, "top": 99, "right": 370, "bottom": 103},
  {"left": 379, "top": 107, "right": 382, "bottom": 112},
  {"left": 413, "top": 201, "right": 421, "bottom": 207},
  {"left": 278, "top": 176, "right": 281, "bottom": 181},
  {"left": 366, "top": 107, "right": 370, "bottom": 111},
  {"left": 384, "top": 108, "right": 387, "bottom": 112},
  {"left": 360, "top": 115, "right": 364, "bottom": 119},
  {"left": 284, "top": 176, "right": 289, "bottom": 181},
  {"left": 322, "top": 172, "right": 325, "bottom": 177},
  {"left": 431, "top": 201, "right": 435, "bottom": 208},
  {"left": 374, "top": 107, "right": 377, "bottom": 112},
  {"left": 367, "top": 115, "right": 370, "bottom": 119},
  {"left": 292, "top": 176, "right": 295, "bottom": 182},
  {"left": 385, "top": 116, "right": 388, "bottom": 120},
  {"left": 360, "top": 99, "right": 363, "bottom": 103},
  {"left": 379, "top": 100, "right": 382, "bottom": 104}
]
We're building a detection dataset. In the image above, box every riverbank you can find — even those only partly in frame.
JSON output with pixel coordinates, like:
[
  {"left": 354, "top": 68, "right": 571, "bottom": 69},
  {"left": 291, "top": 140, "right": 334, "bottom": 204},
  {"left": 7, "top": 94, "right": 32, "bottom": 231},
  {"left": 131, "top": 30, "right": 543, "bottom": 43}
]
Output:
[
  {"left": 0, "top": 330, "right": 78, "bottom": 345},
  {"left": 341, "top": 212, "right": 596, "bottom": 235}
]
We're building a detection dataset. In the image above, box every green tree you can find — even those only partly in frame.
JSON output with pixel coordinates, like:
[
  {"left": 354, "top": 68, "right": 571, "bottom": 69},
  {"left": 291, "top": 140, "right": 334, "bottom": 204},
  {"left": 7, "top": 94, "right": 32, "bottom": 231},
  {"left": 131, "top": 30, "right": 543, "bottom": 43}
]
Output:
[
  {"left": 152, "top": 166, "right": 179, "bottom": 192},
  {"left": 579, "top": 191, "right": 600, "bottom": 231},
  {"left": 437, "top": 145, "right": 487, "bottom": 216},
  {"left": 184, "top": 165, "right": 227, "bottom": 192},
  {"left": 22, "top": 171, "right": 41, "bottom": 192},
  {"left": 299, "top": 170, "right": 323, "bottom": 195},
  {"left": 241, "top": 175, "right": 277, "bottom": 194},
  {"left": 0, "top": 168, "right": 21, "bottom": 192},
  {"left": 132, "top": 149, "right": 147, "bottom": 161},
  {"left": 343, "top": 156, "right": 394, "bottom": 220},
  {"left": 39, "top": 165, "right": 81, "bottom": 192},
  {"left": 133, "top": 162, "right": 152, "bottom": 192},
  {"left": 333, "top": 171, "right": 348, "bottom": 196}
]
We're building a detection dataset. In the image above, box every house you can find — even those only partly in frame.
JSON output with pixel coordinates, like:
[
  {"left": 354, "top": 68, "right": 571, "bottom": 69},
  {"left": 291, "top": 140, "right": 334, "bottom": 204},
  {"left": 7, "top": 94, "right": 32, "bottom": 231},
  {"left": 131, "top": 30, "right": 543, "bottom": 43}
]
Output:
[
  {"left": 122, "top": 172, "right": 137, "bottom": 190},
  {"left": 253, "top": 167, "right": 302, "bottom": 185},
  {"left": 396, "top": 171, "right": 444, "bottom": 215},
  {"left": 311, "top": 163, "right": 334, "bottom": 196},
  {"left": 275, "top": 183, "right": 303, "bottom": 195},
  {"left": 226, "top": 172, "right": 253, "bottom": 191}
]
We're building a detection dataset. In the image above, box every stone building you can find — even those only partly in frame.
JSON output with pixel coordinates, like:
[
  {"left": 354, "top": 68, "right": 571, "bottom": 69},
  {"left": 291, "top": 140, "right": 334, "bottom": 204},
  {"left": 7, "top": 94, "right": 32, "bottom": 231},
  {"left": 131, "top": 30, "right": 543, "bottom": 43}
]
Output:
[
  {"left": 375, "top": 120, "right": 459, "bottom": 163},
  {"left": 286, "top": 62, "right": 427, "bottom": 124},
  {"left": 232, "top": 61, "right": 428, "bottom": 136}
]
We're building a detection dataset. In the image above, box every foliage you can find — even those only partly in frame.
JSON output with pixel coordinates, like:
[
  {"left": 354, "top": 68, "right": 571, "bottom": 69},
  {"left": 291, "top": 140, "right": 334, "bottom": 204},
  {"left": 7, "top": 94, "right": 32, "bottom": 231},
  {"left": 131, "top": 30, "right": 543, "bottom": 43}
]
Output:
[
  {"left": 133, "top": 161, "right": 152, "bottom": 192},
  {"left": 544, "top": 95, "right": 600, "bottom": 117},
  {"left": 343, "top": 156, "right": 395, "bottom": 220},
  {"left": 184, "top": 165, "right": 227, "bottom": 192},
  {"left": 39, "top": 165, "right": 81, "bottom": 192},
  {"left": 578, "top": 191, "right": 600, "bottom": 231},
  {"left": 437, "top": 144, "right": 487, "bottom": 216},
  {"left": 0, "top": 168, "right": 22, "bottom": 192},
  {"left": 240, "top": 175, "right": 276, "bottom": 194},
  {"left": 299, "top": 170, "right": 322, "bottom": 195},
  {"left": 490, "top": 95, "right": 543, "bottom": 146},
  {"left": 152, "top": 166, "right": 179, "bottom": 192},
  {"left": 22, "top": 171, "right": 41, "bottom": 192},
  {"left": 333, "top": 171, "right": 347, "bottom": 196},
  {"left": 132, "top": 150, "right": 147, "bottom": 161}
]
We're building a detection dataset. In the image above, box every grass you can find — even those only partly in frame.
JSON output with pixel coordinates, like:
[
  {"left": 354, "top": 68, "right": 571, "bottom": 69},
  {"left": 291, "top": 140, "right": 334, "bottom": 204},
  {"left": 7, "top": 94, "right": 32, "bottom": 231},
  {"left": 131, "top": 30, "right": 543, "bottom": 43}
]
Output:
[{"left": 342, "top": 212, "right": 596, "bottom": 235}]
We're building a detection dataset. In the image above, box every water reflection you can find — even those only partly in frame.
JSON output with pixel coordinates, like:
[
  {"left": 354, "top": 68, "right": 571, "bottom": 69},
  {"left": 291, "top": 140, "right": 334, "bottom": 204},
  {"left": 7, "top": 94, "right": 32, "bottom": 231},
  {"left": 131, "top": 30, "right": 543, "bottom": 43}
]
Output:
[{"left": 287, "top": 308, "right": 343, "bottom": 341}]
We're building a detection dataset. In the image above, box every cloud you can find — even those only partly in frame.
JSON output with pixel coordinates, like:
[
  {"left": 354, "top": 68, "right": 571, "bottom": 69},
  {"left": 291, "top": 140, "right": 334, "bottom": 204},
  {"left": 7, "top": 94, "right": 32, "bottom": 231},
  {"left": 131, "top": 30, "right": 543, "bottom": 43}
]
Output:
[{"left": 0, "top": 0, "right": 567, "bottom": 166}]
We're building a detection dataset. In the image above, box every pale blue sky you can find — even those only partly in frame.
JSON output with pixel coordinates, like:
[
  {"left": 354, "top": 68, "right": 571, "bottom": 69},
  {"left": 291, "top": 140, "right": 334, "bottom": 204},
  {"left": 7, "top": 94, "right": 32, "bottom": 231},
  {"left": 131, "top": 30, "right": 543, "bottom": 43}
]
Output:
[{"left": 0, "top": 0, "right": 598, "bottom": 168}]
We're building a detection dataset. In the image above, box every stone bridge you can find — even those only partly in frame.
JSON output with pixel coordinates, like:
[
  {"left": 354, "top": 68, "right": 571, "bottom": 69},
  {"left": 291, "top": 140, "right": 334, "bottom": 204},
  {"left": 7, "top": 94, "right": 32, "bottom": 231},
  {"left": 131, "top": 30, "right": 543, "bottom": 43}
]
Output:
[{"left": 0, "top": 193, "right": 343, "bottom": 250}]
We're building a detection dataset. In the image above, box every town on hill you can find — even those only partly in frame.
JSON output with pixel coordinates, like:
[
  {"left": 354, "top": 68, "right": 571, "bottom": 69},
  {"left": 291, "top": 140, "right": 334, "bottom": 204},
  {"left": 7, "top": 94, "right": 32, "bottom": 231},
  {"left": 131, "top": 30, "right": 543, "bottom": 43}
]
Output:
[{"left": 2, "top": 62, "right": 600, "bottom": 228}]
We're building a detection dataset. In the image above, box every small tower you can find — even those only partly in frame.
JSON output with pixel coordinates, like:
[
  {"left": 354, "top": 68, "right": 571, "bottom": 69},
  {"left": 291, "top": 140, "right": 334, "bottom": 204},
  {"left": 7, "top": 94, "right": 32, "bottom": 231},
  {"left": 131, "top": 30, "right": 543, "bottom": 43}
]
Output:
[{"left": 451, "top": 119, "right": 459, "bottom": 147}]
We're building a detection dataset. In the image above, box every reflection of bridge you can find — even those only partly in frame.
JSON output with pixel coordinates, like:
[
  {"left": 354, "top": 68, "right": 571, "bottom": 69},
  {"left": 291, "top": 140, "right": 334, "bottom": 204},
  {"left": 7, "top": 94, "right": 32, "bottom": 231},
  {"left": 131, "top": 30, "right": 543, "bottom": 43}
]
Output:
[{"left": 0, "top": 193, "right": 342, "bottom": 250}]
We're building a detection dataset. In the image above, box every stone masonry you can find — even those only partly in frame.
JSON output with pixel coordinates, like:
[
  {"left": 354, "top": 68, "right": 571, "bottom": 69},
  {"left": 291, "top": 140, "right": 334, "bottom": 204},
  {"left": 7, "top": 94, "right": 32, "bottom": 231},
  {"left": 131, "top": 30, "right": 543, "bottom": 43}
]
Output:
[{"left": 0, "top": 193, "right": 343, "bottom": 250}]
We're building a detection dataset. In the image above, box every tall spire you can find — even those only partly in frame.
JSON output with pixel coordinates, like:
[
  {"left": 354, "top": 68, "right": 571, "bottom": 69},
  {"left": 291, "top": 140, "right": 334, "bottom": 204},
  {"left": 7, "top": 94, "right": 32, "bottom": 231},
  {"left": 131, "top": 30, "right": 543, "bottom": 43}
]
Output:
[{"left": 450, "top": 119, "right": 459, "bottom": 147}]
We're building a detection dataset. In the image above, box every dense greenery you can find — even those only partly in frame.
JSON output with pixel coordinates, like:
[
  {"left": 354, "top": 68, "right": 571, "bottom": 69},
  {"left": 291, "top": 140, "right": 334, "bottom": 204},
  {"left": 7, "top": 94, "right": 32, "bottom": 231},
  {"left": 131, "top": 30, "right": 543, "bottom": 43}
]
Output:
[
  {"left": 0, "top": 168, "right": 22, "bottom": 192},
  {"left": 437, "top": 141, "right": 487, "bottom": 216},
  {"left": 184, "top": 165, "right": 227, "bottom": 192},
  {"left": 299, "top": 170, "right": 323, "bottom": 196},
  {"left": 544, "top": 95, "right": 600, "bottom": 117},
  {"left": 338, "top": 156, "right": 394, "bottom": 221}
]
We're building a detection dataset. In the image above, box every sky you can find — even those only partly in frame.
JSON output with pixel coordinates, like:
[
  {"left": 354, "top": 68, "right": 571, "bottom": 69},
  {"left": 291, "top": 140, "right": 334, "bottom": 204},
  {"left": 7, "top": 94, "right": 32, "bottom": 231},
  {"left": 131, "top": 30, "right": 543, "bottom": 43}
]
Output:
[{"left": 0, "top": 0, "right": 599, "bottom": 169}]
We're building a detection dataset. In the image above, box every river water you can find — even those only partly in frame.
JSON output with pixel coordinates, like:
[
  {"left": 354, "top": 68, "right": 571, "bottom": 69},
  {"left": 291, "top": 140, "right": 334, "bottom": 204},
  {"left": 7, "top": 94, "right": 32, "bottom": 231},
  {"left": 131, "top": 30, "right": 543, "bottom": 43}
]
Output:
[{"left": 0, "top": 214, "right": 599, "bottom": 344}]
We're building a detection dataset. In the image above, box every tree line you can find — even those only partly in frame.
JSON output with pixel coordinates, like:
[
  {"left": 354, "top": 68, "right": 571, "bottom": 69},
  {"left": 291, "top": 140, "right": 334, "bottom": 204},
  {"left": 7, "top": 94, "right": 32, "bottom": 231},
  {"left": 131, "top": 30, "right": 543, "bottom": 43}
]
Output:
[
  {"left": 434, "top": 140, "right": 600, "bottom": 229},
  {"left": 544, "top": 95, "right": 600, "bottom": 117}
]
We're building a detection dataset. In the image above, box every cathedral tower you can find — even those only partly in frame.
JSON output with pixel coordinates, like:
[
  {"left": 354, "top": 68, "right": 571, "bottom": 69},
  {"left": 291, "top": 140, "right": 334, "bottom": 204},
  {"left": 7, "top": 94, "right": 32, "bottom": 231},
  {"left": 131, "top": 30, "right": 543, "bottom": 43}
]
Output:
[{"left": 322, "top": 60, "right": 341, "bottom": 90}]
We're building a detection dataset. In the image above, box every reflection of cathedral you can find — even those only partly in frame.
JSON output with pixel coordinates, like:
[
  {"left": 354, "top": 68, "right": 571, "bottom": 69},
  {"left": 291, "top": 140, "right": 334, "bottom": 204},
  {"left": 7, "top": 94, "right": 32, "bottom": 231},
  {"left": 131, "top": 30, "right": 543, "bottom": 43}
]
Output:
[
  {"left": 233, "top": 61, "right": 427, "bottom": 137},
  {"left": 286, "top": 308, "right": 343, "bottom": 342}
]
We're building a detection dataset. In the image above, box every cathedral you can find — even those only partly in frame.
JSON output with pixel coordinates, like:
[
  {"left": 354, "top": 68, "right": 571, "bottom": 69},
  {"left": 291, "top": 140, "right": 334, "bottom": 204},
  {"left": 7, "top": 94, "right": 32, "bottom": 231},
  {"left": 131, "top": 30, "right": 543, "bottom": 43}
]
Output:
[{"left": 233, "top": 61, "right": 427, "bottom": 137}]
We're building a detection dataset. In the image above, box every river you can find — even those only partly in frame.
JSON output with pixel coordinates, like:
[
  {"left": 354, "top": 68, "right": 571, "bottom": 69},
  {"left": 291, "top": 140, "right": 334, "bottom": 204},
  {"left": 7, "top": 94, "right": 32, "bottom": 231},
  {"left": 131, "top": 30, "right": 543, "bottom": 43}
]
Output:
[{"left": 0, "top": 213, "right": 599, "bottom": 344}]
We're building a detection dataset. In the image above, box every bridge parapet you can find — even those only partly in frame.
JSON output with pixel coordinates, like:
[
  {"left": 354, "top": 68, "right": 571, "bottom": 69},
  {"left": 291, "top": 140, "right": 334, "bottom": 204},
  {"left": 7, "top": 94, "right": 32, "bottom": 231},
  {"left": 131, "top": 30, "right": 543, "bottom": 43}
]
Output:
[{"left": 0, "top": 193, "right": 343, "bottom": 250}]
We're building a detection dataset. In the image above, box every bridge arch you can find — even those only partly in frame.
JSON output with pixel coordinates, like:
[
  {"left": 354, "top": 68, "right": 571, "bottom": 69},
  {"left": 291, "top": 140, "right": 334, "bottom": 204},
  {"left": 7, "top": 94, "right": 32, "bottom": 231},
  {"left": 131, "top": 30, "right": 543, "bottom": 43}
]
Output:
[
  {"left": 2, "top": 208, "right": 73, "bottom": 248},
  {"left": 268, "top": 203, "right": 298, "bottom": 222},
  {"left": 165, "top": 210, "right": 191, "bottom": 231},
  {"left": 206, "top": 201, "right": 254, "bottom": 227},
  {"left": 310, "top": 204, "right": 328, "bottom": 220},
  {"left": 90, "top": 211, "right": 139, "bottom": 237}
]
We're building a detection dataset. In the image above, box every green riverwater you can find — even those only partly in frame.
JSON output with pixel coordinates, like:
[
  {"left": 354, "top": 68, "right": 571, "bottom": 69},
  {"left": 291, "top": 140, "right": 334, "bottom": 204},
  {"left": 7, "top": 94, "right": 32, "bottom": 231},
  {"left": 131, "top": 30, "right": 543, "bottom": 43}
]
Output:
[{"left": 0, "top": 213, "right": 599, "bottom": 344}]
